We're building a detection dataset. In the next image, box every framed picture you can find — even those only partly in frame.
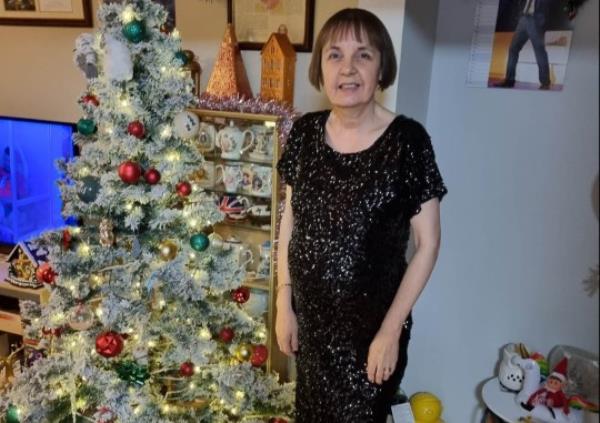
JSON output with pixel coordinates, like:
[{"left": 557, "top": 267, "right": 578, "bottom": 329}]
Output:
[
  {"left": 0, "top": 0, "right": 92, "bottom": 27},
  {"left": 227, "top": 0, "right": 315, "bottom": 52}
]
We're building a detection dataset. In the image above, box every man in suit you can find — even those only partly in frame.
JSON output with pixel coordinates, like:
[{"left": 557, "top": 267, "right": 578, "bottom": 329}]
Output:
[{"left": 496, "top": 0, "right": 552, "bottom": 90}]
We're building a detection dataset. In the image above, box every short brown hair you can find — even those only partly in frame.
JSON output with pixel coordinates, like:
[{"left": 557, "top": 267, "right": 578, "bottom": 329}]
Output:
[{"left": 308, "top": 8, "right": 397, "bottom": 91}]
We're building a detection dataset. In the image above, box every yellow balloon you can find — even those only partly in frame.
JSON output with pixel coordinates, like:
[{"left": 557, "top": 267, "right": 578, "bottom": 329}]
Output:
[{"left": 410, "top": 392, "right": 443, "bottom": 423}]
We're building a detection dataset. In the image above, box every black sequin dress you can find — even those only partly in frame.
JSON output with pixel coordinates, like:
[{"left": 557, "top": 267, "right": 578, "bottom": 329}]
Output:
[{"left": 277, "top": 111, "right": 447, "bottom": 423}]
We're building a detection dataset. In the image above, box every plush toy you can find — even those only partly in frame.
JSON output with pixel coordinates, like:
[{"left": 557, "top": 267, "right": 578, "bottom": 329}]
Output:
[
  {"left": 513, "top": 356, "right": 592, "bottom": 422},
  {"left": 523, "top": 358, "right": 570, "bottom": 414},
  {"left": 74, "top": 33, "right": 98, "bottom": 79}
]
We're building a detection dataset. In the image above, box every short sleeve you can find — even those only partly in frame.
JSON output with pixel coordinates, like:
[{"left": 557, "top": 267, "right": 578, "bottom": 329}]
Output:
[
  {"left": 402, "top": 120, "right": 448, "bottom": 217},
  {"left": 277, "top": 119, "right": 303, "bottom": 189}
]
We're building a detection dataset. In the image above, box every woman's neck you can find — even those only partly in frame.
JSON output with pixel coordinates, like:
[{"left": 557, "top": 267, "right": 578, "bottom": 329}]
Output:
[{"left": 329, "top": 103, "right": 379, "bottom": 131}]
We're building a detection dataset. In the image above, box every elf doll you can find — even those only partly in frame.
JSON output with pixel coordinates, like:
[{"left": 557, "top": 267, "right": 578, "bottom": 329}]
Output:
[{"left": 522, "top": 357, "right": 570, "bottom": 415}]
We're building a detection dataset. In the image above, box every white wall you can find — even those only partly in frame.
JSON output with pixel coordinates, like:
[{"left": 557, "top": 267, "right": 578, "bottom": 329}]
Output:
[{"left": 401, "top": 1, "right": 600, "bottom": 421}]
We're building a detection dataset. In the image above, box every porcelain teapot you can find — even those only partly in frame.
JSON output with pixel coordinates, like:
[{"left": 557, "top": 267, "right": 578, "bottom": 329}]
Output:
[
  {"left": 216, "top": 121, "right": 254, "bottom": 160},
  {"left": 498, "top": 343, "right": 525, "bottom": 391},
  {"left": 223, "top": 236, "right": 253, "bottom": 269}
]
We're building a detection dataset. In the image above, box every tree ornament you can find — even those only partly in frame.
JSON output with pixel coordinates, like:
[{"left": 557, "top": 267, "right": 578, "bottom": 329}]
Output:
[
  {"left": 93, "top": 406, "right": 116, "bottom": 423},
  {"left": 62, "top": 229, "right": 72, "bottom": 250},
  {"left": 144, "top": 168, "right": 161, "bottom": 185},
  {"left": 118, "top": 160, "right": 142, "bottom": 184},
  {"left": 234, "top": 343, "right": 252, "bottom": 361},
  {"left": 122, "top": 20, "right": 146, "bottom": 43},
  {"left": 158, "top": 240, "right": 178, "bottom": 261},
  {"left": 208, "top": 232, "right": 224, "bottom": 249},
  {"left": 269, "top": 418, "right": 288, "bottom": 423},
  {"left": 42, "top": 326, "right": 64, "bottom": 337},
  {"left": 36, "top": 262, "right": 56, "bottom": 284},
  {"left": 5, "top": 405, "right": 20, "bottom": 423},
  {"left": 190, "top": 233, "right": 209, "bottom": 251},
  {"left": 95, "top": 331, "right": 124, "bottom": 358},
  {"left": 173, "top": 111, "right": 200, "bottom": 139},
  {"left": 179, "top": 361, "right": 195, "bottom": 377},
  {"left": 115, "top": 360, "right": 150, "bottom": 387},
  {"left": 68, "top": 303, "right": 94, "bottom": 331},
  {"left": 219, "top": 327, "right": 234, "bottom": 343},
  {"left": 99, "top": 218, "right": 116, "bottom": 247},
  {"left": 78, "top": 175, "right": 101, "bottom": 203},
  {"left": 77, "top": 118, "right": 96, "bottom": 135},
  {"left": 250, "top": 344, "right": 269, "bottom": 367},
  {"left": 127, "top": 120, "right": 145, "bottom": 139},
  {"left": 174, "top": 50, "right": 190, "bottom": 66},
  {"left": 74, "top": 33, "right": 98, "bottom": 79},
  {"left": 26, "top": 349, "right": 45, "bottom": 367},
  {"left": 231, "top": 286, "right": 250, "bottom": 304},
  {"left": 81, "top": 94, "right": 99, "bottom": 107},
  {"left": 176, "top": 181, "right": 192, "bottom": 197},
  {"left": 105, "top": 34, "right": 133, "bottom": 81}
]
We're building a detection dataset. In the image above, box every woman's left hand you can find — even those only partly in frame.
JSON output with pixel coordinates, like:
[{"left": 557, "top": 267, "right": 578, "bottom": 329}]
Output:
[{"left": 366, "top": 327, "right": 400, "bottom": 385}]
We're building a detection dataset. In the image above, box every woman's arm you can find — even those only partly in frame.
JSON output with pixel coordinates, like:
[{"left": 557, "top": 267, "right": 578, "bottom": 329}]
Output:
[
  {"left": 275, "top": 185, "right": 298, "bottom": 356},
  {"left": 367, "top": 197, "right": 442, "bottom": 383}
]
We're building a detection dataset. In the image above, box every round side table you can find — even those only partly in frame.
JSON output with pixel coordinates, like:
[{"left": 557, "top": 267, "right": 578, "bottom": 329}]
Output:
[{"left": 481, "top": 377, "right": 529, "bottom": 423}]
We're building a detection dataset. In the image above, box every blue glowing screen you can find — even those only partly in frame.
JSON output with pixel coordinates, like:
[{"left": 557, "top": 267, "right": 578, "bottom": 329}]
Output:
[{"left": 0, "top": 117, "right": 74, "bottom": 245}]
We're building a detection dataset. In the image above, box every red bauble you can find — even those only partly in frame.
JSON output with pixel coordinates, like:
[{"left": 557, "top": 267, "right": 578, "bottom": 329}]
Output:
[
  {"left": 36, "top": 263, "right": 56, "bottom": 284},
  {"left": 118, "top": 161, "right": 142, "bottom": 184},
  {"left": 269, "top": 419, "right": 288, "bottom": 423},
  {"left": 218, "top": 327, "right": 234, "bottom": 343},
  {"left": 231, "top": 287, "right": 250, "bottom": 304},
  {"left": 179, "top": 361, "right": 195, "bottom": 377},
  {"left": 250, "top": 344, "right": 269, "bottom": 367},
  {"left": 176, "top": 181, "right": 192, "bottom": 197},
  {"left": 127, "top": 120, "right": 145, "bottom": 139},
  {"left": 62, "top": 229, "right": 72, "bottom": 250},
  {"left": 95, "top": 331, "right": 124, "bottom": 358},
  {"left": 144, "top": 168, "right": 161, "bottom": 185},
  {"left": 81, "top": 94, "right": 99, "bottom": 107}
]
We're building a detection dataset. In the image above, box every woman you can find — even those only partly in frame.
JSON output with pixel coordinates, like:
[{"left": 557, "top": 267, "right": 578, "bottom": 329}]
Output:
[{"left": 276, "top": 8, "right": 447, "bottom": 423}]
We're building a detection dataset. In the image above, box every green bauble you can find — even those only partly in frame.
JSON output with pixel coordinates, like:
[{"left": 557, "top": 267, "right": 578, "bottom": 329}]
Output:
[
  {"left": 115, "top": 360, "right": 150, "bottom": 387},
  {"left": 77, "top": 175, "right": 101, "bottom": 204},
  {"left": 174, "top": 50, "right": 189, "bottom": 66},
  {"left": 77, "top": 118, "right": 96, "bottom": 135},
  {"left": 190, "top": 233, "right": 209, "bottom": 252},
  {"left": 5, "top": 404, "right": 20, "bottom": 423},
  {"left": 122, "top": 20, "right": 146, "bottom": 43}
]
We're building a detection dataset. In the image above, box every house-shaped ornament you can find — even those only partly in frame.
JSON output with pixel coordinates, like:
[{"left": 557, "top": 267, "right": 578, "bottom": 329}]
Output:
[
  {"left": 260, "top": 25, "right": 297, "bottom": 104},
  {"left": 205, "top": 24, "right": 253, "bottom": 98},
  {"left": 5, "top": 241, "right": 49, "bottom": 289}
]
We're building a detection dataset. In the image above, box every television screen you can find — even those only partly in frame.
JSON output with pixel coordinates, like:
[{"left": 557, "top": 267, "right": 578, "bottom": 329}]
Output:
[{"left": 0, "top": 117, "right": 75, "bottom": 246}]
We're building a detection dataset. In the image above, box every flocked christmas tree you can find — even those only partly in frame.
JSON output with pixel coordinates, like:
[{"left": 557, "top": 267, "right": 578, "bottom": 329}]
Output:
[{"left": 0, "top": 1, "right": 293, "bottom": 422}]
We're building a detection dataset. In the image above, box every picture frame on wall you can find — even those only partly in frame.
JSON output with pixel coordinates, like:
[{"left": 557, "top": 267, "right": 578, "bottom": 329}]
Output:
[
  {"left": 227, "top": 0, "right": 315, "bottom": 52},
  {"left": 0, "top": 0, "right": 92, "bottom": 27}
]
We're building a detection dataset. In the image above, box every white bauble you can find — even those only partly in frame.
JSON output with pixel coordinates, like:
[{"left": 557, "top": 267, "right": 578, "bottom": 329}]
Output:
[
  {"left": 68, "top": 304, "right": 95, "bottom": 331},
  {"left": 173, "top": 111, "right": 200, "bottom": 139},
  {"left": 242, "top": 289, "right": 268, "bottom": 318}
]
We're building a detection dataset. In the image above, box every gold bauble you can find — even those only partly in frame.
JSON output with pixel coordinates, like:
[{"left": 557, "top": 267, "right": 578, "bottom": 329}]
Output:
[
  {"left": 234, "top": 343, "right": 252, "bottom": 361},
  {"left": 159, "top": 240, "right": 179, "bottom": 261}
]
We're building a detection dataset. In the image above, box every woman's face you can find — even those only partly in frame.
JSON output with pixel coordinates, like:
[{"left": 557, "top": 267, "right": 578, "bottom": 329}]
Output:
[{"left": 320, "top": 30, "right": 381, "bottom": 111}]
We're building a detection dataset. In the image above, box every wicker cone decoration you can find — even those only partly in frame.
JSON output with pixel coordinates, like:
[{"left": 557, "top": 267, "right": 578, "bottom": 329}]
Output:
[{"left": 205, "top": 24, "right": 253, "bottom": 98}]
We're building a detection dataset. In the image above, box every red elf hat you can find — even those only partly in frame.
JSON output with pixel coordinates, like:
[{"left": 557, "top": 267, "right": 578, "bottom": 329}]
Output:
[{"left": 550, "top": 357, "right": 568, "bottom": 382}]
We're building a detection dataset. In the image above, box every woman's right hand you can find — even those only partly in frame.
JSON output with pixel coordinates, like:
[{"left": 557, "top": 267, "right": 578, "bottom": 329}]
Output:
[{"left": 275, "top": 303, "right": 298, "bottom": 357}]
